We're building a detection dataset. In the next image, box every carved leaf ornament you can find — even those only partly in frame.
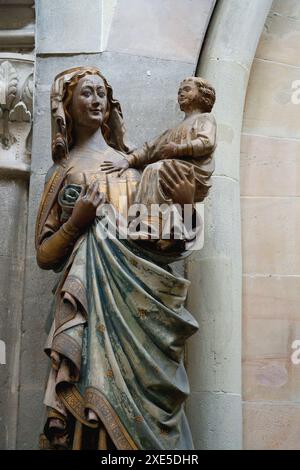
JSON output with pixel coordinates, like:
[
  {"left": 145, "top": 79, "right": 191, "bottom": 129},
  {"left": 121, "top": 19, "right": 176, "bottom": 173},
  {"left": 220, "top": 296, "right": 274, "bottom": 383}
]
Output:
[
  {"left": 0, "top": 60, "right": 18, "bottom": 111},
  {"left": 0, "top": 61, "right": 33, "bottom": 150}
]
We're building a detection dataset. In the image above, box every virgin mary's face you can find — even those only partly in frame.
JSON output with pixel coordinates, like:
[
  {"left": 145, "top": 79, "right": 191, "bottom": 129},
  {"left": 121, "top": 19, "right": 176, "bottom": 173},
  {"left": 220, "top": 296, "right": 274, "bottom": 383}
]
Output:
[{"left": 70, "top": 74, "right": 108, "bottom": 129}]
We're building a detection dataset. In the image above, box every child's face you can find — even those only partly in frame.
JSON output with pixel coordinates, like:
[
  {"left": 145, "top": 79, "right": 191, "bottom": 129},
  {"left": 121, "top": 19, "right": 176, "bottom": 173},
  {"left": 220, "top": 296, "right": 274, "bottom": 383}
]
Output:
[{"left": 178, "top": 80, "right": 200, "bottom": 112}]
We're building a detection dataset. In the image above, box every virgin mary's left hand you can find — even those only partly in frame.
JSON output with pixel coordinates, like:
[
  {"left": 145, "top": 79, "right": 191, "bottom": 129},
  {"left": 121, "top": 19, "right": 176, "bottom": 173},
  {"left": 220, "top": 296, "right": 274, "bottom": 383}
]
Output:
[{"left": 160, "top": 161, "right": 195, "bottom": 205}]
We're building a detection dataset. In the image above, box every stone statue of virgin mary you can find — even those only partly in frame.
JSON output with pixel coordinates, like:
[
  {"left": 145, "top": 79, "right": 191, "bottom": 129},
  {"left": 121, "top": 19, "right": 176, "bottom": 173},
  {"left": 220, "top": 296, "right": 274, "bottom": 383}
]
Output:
[{"left": 36, "top": 66, "right": 199, "bottom": 450}]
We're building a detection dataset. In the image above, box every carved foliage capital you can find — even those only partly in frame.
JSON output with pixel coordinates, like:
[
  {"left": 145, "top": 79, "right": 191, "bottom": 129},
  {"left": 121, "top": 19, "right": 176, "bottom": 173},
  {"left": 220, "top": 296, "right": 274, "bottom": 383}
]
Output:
[{"left": 0, "top": 58, "right": 33, "bottom": 155}]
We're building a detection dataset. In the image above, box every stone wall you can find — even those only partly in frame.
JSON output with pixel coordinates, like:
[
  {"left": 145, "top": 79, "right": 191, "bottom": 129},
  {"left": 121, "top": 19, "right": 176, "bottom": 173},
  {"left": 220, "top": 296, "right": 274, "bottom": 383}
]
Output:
[
  {"left": 241, "top": 0, "right": 300, "bottom": 450},
  {"left": 3, "top": 0, "right": 297, "bottom": 451}
]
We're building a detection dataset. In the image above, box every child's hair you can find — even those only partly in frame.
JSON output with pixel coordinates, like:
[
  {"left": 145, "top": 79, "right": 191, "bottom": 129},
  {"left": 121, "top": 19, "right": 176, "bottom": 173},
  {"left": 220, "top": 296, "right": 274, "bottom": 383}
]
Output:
[{"left": 181, "top": 77, "right": 216, "bottom": 113}]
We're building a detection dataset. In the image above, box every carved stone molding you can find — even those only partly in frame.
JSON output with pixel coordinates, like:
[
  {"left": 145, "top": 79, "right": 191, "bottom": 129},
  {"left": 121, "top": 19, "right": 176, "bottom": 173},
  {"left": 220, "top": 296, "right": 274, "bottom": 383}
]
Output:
[
  {"left": 0, "top": 30, "right": 35, "bottom": 50},
  {"left": 0, "top": 55, "right": 33, "bottom": 177},
  {"left": 0, "top": 3, "right": 35, "bottom": 51}
]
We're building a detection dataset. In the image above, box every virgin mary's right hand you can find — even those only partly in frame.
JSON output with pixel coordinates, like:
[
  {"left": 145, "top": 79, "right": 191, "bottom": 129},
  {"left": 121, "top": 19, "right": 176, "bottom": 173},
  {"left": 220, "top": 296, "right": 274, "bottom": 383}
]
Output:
[{"left": 69, "top": 182, "right": 105, "bottom": 231}]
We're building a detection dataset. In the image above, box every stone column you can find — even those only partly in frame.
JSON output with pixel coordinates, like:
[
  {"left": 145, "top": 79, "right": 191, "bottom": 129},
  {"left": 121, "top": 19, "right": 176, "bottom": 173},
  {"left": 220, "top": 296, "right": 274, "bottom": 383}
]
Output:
[{"left": 186, "top": 0, "right": 273, "bottom": 450}]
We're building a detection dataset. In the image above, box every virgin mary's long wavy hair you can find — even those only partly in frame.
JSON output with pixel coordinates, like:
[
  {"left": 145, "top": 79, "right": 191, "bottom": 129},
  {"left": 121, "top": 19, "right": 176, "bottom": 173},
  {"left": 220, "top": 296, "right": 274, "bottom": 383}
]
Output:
[{"left": 51, "top": 66, "right": 129, "bottom": 163}]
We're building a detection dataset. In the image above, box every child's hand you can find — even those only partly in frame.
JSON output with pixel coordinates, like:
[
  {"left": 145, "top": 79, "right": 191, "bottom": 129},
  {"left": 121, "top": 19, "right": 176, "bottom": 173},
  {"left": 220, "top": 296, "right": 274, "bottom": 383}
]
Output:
[
  {"left": 160, "top": 142, "right": 178, "bottom": 159},
  {"left": 99, "top": 158, "right": 129, "bottom": 177}
]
